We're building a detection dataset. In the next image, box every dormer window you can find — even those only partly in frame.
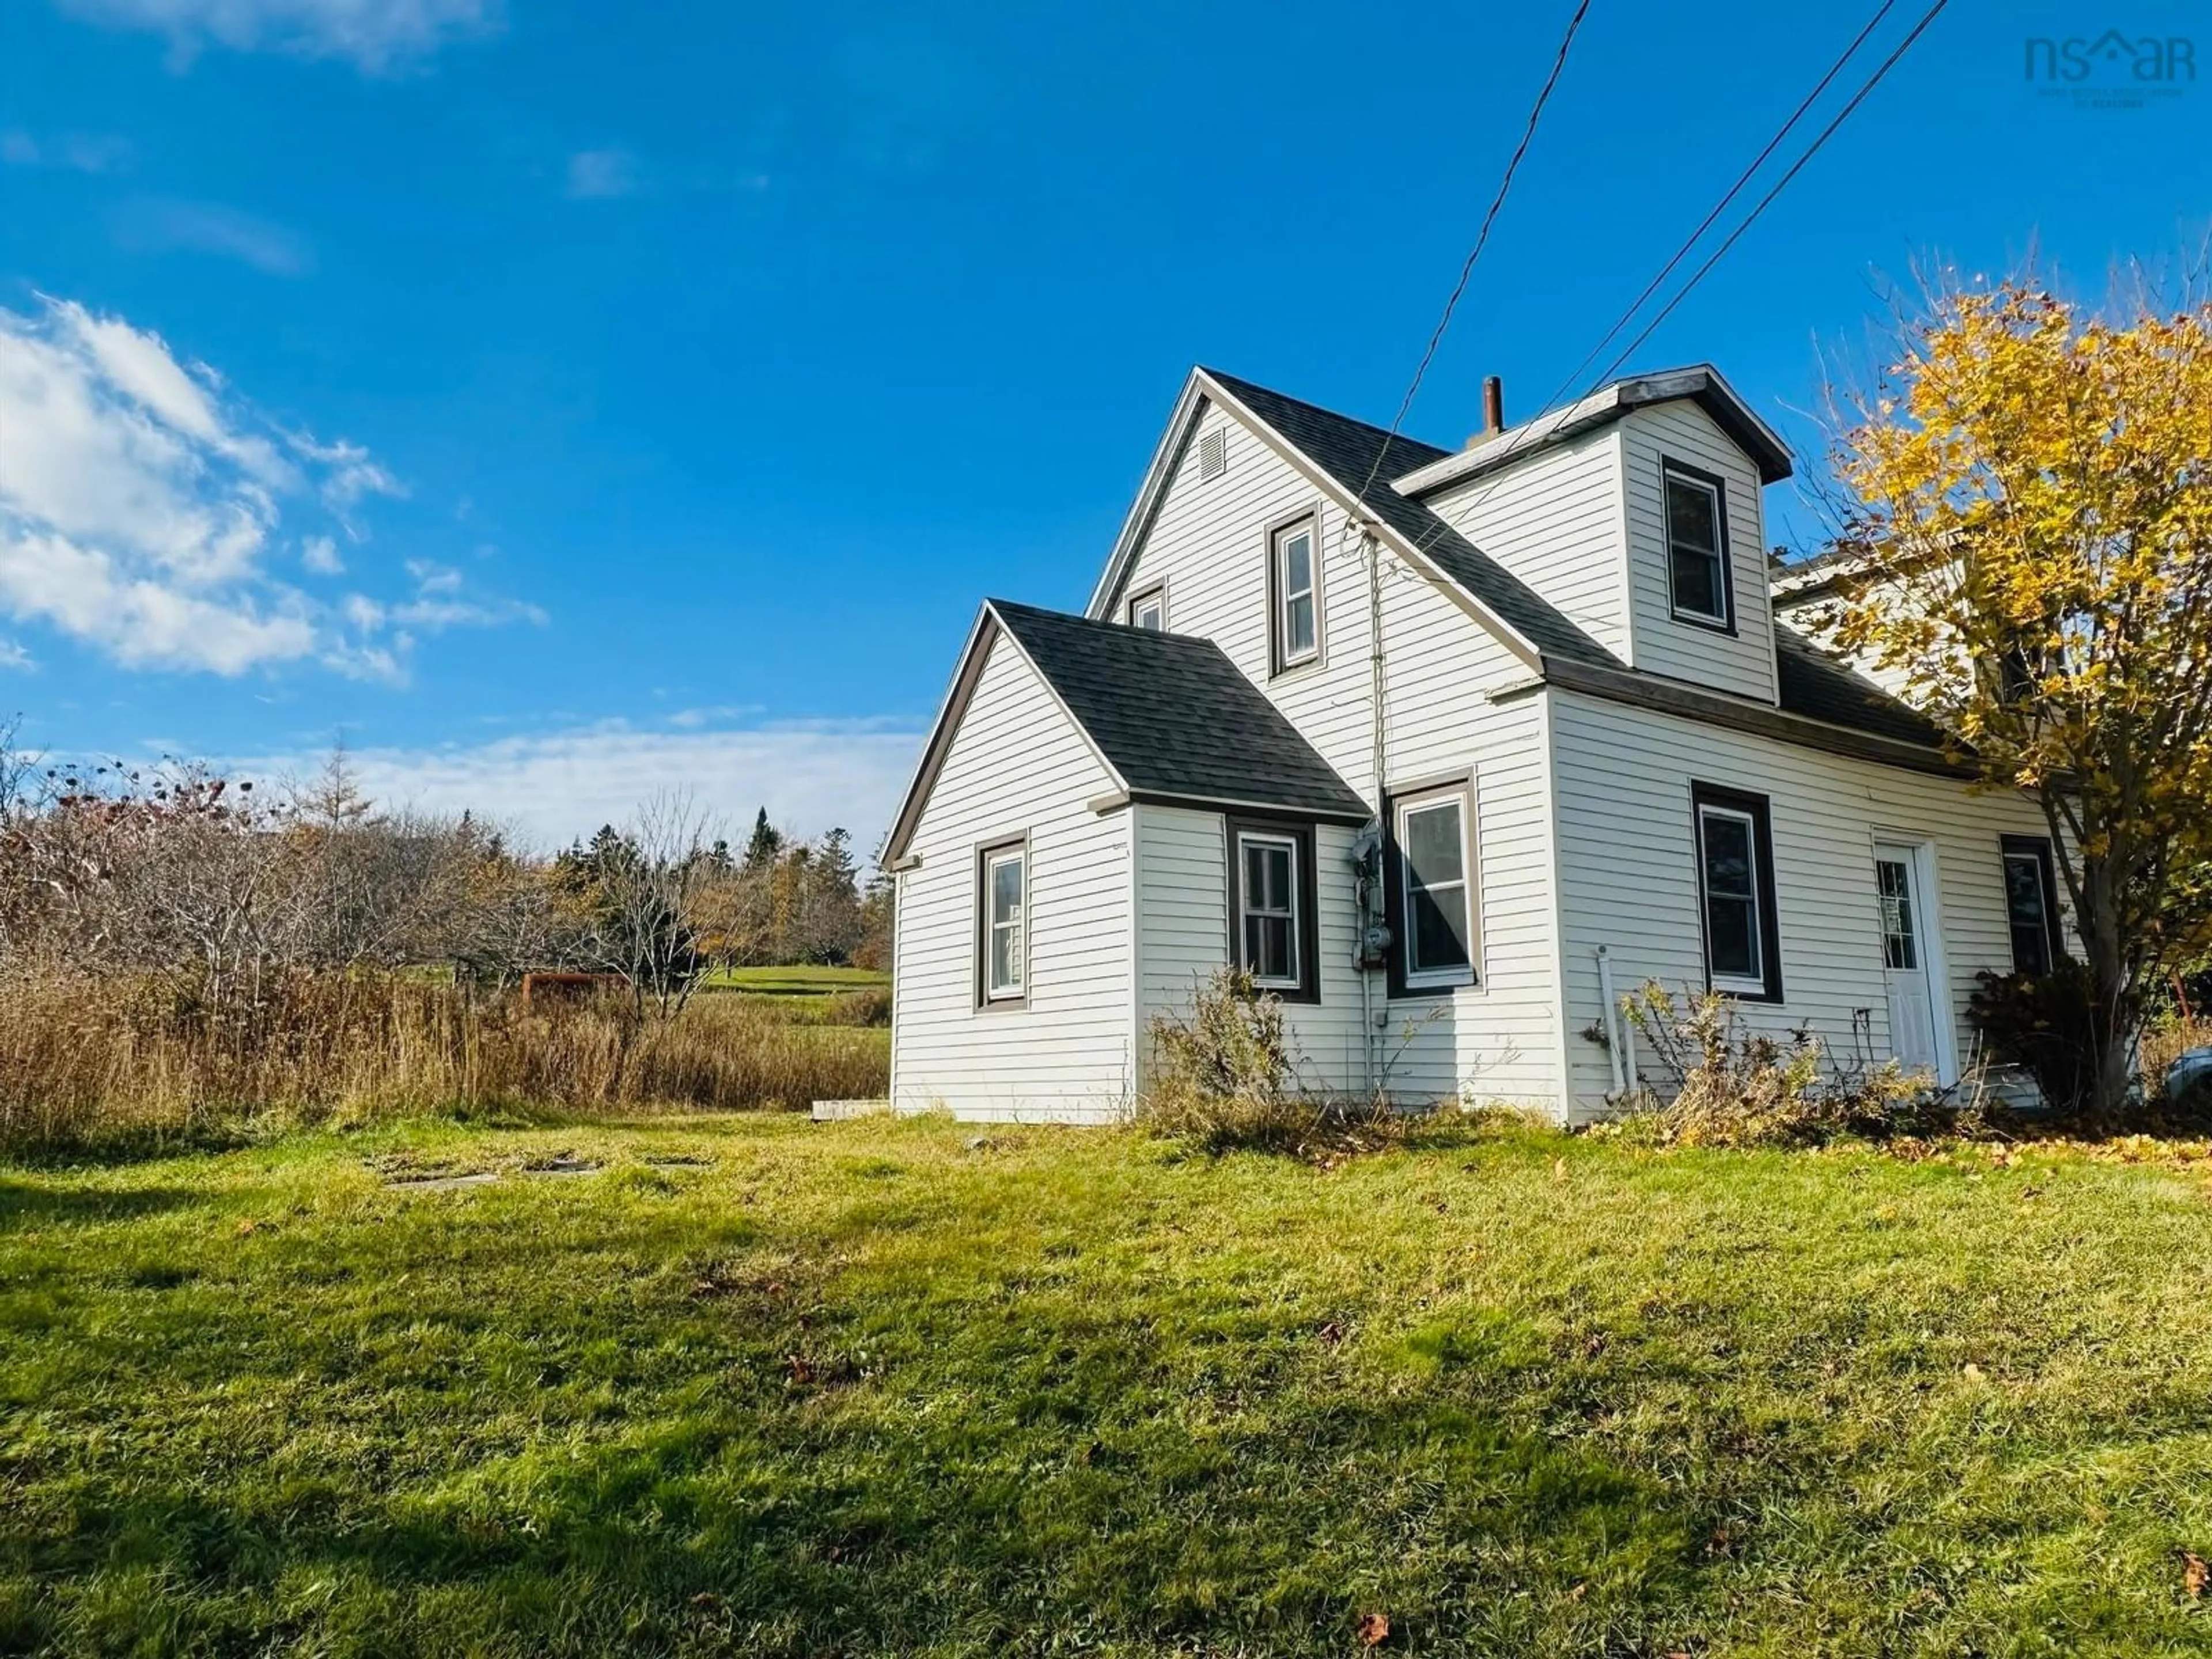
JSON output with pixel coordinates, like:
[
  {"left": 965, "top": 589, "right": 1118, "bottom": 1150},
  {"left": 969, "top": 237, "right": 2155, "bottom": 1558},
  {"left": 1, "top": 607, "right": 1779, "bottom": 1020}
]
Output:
[{"left": 1662, "top": 460, "right": 1733, "bottom": 631}]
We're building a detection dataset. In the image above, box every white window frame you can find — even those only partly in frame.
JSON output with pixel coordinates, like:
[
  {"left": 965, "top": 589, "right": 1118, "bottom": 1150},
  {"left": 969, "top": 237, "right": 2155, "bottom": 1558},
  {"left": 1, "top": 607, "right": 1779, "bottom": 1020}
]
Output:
[
  {"left": 1395, "top": 787, "right": 1476, "bottom": 990},
  {"left": 1234, "top": 828, "right": 1301, "bottom": 991},
  {"left": 1662, "top": 463, "right": 1732, "bottom": 629},
  {"left": 1695, "top": 802, "right": 1767, "bottom": 995},
  {"left": 980, "top": 841, "right": 1027, "bottom": 1005},
  {"left": 1270, "top": 514, "right": 1320, "bottom": 672},
  {"left": 1127, "top": 585, "right": 1166, "bottom": 631}
]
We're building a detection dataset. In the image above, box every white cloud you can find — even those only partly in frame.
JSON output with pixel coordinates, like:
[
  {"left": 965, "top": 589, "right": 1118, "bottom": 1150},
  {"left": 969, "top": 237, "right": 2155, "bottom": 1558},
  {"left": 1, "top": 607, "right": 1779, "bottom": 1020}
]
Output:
[
  {"left": 2, "top": 131, "right": 133, "bottom": 173},
  {"left": 0, "top": 640, "right": 34, "bottom": 672},
  {"left": 0, "top": 528, "right": 316, "bottom": 673},
  {"left": 59, "top": 0, "right": 498, "bottom": 70},
  {"left": 112, "top": 198, "right": 313, "bottom": 277},
  {"left": 301, "top": 534, "right": 343, "bottom": 574},
  {"left": 226, "top": 718, "right": 927, "bottom": 851},
  {"left": 385, "top": 558, "right": 541, "bottom": 631},
  {"left": 0, "top": 294, "right": 445, "bottom": 678},
  {"left": 566, "top": 148, "right": 642, "bottom": 200},
  {"left": 289, "top": 431, "right": 399, "bottom": 509}
]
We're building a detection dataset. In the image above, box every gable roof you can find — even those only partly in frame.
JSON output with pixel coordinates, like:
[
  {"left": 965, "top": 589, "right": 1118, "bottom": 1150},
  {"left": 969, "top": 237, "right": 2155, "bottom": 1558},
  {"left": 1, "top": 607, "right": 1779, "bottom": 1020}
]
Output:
[
  {"left": 883, "top": 599, "right": 1371, "bottom": 861},
  {"left": 990, "top": 601, "right": 1370, "bottom": 819},
  {"left": 1391, "top": 365, "right": 1794, "bottom": 496},
  {"left": 1074, "top": 365, "right": 1963, "bottom": 775},
  {"left": 1198, "top": 370, "right": 1620, "bottom": 671}
]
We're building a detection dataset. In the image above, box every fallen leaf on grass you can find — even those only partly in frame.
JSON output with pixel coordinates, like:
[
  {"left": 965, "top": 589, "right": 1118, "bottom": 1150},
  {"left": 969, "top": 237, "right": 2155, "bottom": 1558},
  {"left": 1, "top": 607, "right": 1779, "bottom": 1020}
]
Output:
[
  {"left": 785, "top": 1354, "right": 815, "bottom": 1385},
  {"left": 1552, "top": 1157, "right": 1568, "bottom": 1182},
  {"left": 1962, "top": 1363, "right": 1987, "bottom": 1383},
  {"left": 1316, "top": 1320, "right": 1347, "bottom": 1346},
  {"left": 2183, "top": 1550, "right": 2208, "bottom": 1599},
  {"left": 688, "top": 1592, "right": 723, "bottom": 1611},
  {"left": 1355, "top": 1611, "right": 1391, "bottom": 1647}
]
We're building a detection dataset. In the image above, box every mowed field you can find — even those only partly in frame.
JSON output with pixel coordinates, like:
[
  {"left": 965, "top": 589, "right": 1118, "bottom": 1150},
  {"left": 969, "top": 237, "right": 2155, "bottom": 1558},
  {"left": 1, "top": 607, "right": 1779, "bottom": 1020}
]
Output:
[{"left": 5, "top": 1113, "right": 2212, "bottom": 1656}]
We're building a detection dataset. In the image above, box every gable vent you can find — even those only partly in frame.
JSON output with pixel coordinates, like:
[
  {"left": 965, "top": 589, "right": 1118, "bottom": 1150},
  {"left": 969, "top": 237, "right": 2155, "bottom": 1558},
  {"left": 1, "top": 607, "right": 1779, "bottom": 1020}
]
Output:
[{"left": 1198, "top": 427, "right": 1228, "bottom": 481}]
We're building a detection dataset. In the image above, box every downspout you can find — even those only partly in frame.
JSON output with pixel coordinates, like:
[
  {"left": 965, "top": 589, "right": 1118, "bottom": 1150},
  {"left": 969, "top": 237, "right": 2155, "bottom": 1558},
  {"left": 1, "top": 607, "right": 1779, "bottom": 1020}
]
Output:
[
  {"left": 1360, "top": 519, "right": 1388, "bottom": 1097},
  {"left": 1597, "top": 944, "right": 1626, "bottom": 1096}
]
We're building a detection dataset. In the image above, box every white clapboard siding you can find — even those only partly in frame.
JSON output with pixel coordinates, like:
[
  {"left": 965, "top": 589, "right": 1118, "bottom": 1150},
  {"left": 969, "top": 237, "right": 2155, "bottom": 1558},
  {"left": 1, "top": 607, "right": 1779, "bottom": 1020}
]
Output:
[
  {"left": 1115, "top": 396, "right": 1570, "bottom": 1115},
  {"left": 1550, "top": 688, "right": 2059, "bottom": 1114},
  {"left": 1418, "top": 427, "right": 1631, "bottom": 661},
  {"left": 1618, "top": 402, "right": 1779, "bottom": 703},
  {"left": 889, "top": 631, "right": 1133, "bottom": 1122},
  {"left": 1134, "top": 806, "right": 1369, "bottom": 1093}
]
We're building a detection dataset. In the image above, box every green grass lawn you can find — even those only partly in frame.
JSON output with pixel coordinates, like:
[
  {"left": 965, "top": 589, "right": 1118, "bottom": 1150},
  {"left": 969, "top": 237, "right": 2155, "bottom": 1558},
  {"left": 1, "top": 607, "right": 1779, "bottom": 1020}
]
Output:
[
  {"left": 700, "top": 965, "right": 889, "bottom": 995},
  {"left": 6, "top": 1115, "right": 2212, "bottom": 1656}
]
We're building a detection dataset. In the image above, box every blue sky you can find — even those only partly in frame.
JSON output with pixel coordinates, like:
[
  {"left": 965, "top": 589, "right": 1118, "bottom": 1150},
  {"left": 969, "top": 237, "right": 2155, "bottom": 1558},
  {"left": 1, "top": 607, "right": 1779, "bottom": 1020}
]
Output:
[{"left": 1, "top": 0, "right": 2205, "bottom": 849}]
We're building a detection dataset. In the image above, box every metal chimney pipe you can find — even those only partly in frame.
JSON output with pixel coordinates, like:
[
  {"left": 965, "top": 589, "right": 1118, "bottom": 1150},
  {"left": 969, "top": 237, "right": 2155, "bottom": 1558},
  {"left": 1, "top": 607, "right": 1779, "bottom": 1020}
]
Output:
[{"left": 1482, "top": 374, "right": 1505, "bottom": 435}]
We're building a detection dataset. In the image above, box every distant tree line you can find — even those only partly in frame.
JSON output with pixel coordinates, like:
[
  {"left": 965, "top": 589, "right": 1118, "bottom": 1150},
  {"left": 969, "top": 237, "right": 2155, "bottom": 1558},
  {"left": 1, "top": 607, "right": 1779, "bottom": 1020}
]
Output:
[{"left": 0, "top": 727, "right": 892, "bottom": 1016}]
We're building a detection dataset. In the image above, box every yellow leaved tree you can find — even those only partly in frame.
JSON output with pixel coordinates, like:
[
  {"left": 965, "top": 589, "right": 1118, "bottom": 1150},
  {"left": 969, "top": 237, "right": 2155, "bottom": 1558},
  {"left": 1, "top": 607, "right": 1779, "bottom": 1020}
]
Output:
[{"left": 1823, "top": 277, "right": 2212, "bottom": 1114}]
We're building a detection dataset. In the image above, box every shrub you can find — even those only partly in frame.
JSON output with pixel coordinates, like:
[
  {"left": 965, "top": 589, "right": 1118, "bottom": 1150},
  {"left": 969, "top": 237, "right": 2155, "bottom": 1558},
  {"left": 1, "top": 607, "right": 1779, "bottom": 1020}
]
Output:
[
  {"left": 1966, "top": 962, "right": 2104, "bottom": 1119},
  {"left": 1620, "top": 982, "right": 1938, "bottom": 1148},
  {"left": 1140, "top": 968, "right": 1328, "bottom": 1152}
]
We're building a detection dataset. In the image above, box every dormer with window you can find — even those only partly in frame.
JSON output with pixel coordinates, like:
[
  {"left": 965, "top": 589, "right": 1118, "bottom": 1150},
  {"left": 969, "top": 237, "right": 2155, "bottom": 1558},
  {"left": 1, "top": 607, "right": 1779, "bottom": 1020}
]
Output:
[{"left": 1393, "top": 366, "right": 1792, "bottom": 707}]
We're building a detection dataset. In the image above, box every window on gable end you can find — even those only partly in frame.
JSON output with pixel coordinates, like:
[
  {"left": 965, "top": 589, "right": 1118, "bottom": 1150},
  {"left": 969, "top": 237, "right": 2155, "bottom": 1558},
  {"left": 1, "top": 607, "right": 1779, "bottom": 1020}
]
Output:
[
  {"left": 1269, "top": 514, "right": 1320, "bottom": 672},
  {"left": 976, "top": 838, "right": 1027, "bottom": 1007}
]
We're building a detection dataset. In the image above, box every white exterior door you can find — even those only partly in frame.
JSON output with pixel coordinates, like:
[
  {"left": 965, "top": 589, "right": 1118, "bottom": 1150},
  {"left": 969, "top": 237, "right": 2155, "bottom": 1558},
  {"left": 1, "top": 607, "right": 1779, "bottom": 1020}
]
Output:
[{"left": 1873, "top": 843, "right": 1939, "bottom": 1074}]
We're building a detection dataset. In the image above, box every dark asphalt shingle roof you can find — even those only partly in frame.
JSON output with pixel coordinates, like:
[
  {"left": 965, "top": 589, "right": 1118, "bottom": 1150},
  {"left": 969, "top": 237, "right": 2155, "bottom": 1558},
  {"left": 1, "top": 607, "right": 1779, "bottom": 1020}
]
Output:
[
  {"left": 990, "top": 599, "right": 1371, "bottom": 820},
  {"left": 1201, "top": 369, "right": 1619, "bottom": 669},
  {"left": 1774, "top": 625, "right": 1949, "bottom": 749}
]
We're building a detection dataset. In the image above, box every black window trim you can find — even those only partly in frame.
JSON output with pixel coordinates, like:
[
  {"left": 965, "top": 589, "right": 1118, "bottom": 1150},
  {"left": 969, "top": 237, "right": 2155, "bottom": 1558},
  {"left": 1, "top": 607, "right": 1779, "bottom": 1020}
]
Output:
[
  {"left": 1661, "top": 457, "right": 1736, "bottom": 635},
  {"left": 2000, "top": 832, "right": 2065, "bottom": 976},
  {"left": 1265, "top": 508, "right": 1323, "bottom": 677},
  {"left": 974, "top": 832, "right": 1030, "bottom": 1012},
  {"left": 1127, "top": 582, "right": 1167, "bottom": 631},
  {"left": 1691, "top": 782, "right": 1783, "bottom": 1003},
  {"left": 1225, "top": 813, "right": 1320, "bottom": 1003},
  {"left": 1382, "top": 771, "right": 1480, "bottom": 999}
]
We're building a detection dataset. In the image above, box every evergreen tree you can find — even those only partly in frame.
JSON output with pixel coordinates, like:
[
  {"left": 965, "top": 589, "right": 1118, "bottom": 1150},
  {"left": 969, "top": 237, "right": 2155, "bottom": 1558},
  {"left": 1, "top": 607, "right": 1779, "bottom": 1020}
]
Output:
[{"left": 743, "top": 807, "right": 782, "bottom": 870}]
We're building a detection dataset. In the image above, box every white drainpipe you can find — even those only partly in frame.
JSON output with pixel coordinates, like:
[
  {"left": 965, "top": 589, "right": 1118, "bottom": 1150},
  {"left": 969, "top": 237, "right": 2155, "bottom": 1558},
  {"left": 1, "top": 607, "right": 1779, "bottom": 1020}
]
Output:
[{"left": 1597, "top": 944, "right": 1627, "bottom": 1096}]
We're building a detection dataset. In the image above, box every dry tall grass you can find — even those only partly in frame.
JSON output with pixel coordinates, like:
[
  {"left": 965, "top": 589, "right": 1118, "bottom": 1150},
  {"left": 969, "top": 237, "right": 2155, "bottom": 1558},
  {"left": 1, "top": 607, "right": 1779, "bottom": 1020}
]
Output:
[{"left": 0, "top": 969, "right": 888, "bottom": 1152}]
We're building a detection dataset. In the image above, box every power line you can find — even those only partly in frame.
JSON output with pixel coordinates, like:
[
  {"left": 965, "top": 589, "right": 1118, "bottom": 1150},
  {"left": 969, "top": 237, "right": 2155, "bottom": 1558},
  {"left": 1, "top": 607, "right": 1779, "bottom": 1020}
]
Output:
[
  {"left": 1535, "top": 0, "right": 1900, "bottom": 420},
  {"left": 1401, "top": 0, "right": 1948, "bottom": 563},
  {"left": 1584, "top": 0, "right": 1949, "bottom": 389},
  {"left": 1353, "top": 0, "right": 1595, "bottom": 507}
]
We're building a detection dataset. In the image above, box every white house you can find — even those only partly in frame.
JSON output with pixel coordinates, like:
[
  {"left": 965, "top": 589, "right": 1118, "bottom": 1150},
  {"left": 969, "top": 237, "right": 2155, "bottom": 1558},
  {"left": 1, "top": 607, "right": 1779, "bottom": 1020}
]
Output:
[{"left": 882, "top": 365, "right": 2069, "bottom": 1123}]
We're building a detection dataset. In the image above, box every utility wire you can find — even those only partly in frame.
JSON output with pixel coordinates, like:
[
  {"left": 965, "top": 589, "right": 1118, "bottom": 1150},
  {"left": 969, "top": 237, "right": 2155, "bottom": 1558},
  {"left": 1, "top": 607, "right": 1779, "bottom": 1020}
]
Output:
[
  {"left": 1401, "top": 0, "right": 1949, "bottom": 562},
  {"left": 1533, "top": 0, "right": 1900, "bottom": 421},
  {"left": 1584, "top": 0, "right": 1949, "bottom": 389},
  {"left": 1352, "top": 0, "right": 1595, "bottom": 509}
]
